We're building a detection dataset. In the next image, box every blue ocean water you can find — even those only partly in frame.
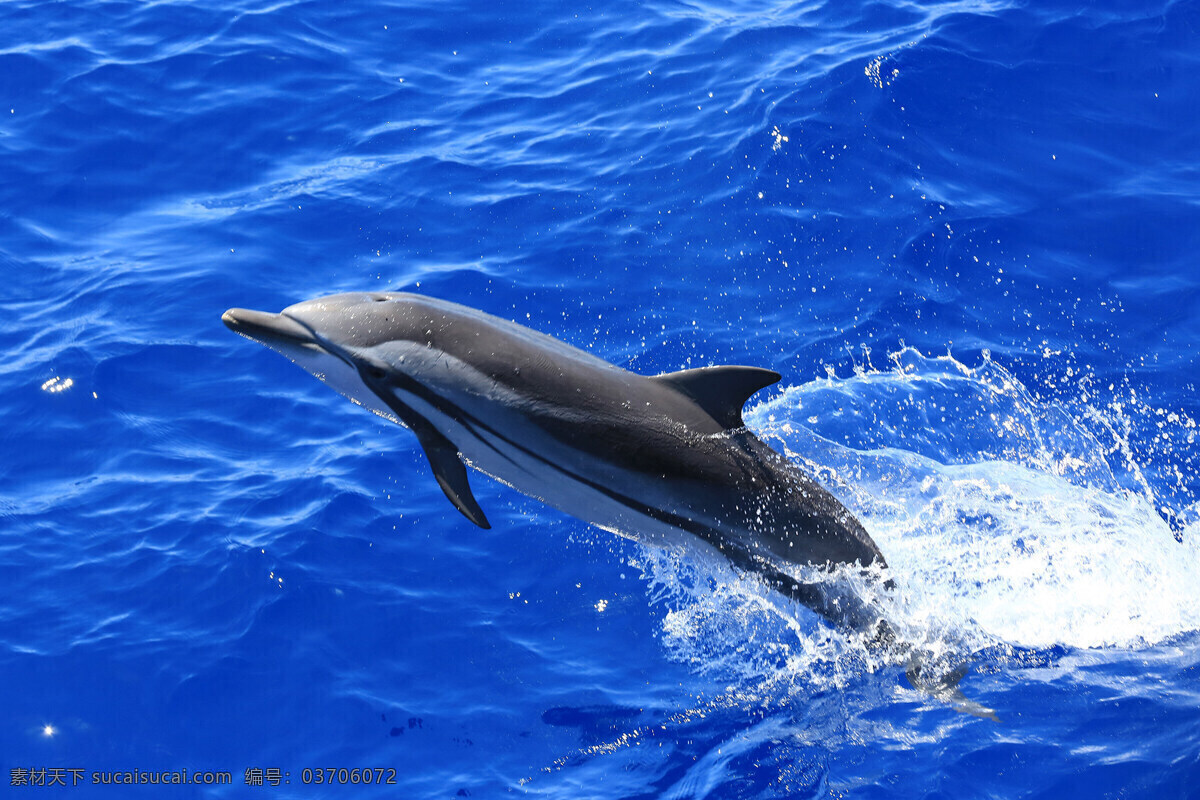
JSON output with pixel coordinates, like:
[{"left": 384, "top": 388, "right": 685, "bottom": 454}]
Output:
[{"left": 3, "top": 0, "right": 1199, "bottom": 796}]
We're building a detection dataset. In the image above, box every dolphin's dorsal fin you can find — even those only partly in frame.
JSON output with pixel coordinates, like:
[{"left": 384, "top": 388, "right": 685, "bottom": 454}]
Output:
[
  {"left": 414, "top": 426, "right": 491, "bottom": 529},
  {"left": 652, "top": 366, "right": 781, "bottom": 429}
]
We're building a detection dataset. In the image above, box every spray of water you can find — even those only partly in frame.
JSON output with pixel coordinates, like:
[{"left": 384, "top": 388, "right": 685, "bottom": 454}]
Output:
[{"left": 639, "top": 348, "right": 1200, "bottom": 694}]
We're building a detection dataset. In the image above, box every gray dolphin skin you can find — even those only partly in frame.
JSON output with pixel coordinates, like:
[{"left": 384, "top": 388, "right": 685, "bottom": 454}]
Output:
[
  {"left": 223, "top": 292, "right": 998, "bottom": 720},
  {"left": 222, "top": 292, "right": 890, "bottom": 630}
]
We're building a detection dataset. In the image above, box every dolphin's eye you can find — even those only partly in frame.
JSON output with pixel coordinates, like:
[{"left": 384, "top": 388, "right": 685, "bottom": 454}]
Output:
[{"left": 365, "top": 365, "right": 386, "bottom": 380}]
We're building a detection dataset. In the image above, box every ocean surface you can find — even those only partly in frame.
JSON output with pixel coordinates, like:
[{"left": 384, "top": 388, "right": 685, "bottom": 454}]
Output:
[{"left": 3, "top": 0, "right": 1199, "bottom": 797}]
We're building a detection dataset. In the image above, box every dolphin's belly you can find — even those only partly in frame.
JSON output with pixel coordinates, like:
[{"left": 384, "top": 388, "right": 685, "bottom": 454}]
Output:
[{"left": 461, "top": 423, "right": 713, "bottom": 553}]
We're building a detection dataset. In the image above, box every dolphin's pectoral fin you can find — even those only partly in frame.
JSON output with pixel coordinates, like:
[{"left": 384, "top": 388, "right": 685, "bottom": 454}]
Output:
[
  {"left": 363, "top": 370, "right": 491, "bottom": 529},
  {"left": 414, "top": 426, "right": 491, "bottom": 529},
  {"left": 652, "top": 366, "right": 782, "bottom": 429}
]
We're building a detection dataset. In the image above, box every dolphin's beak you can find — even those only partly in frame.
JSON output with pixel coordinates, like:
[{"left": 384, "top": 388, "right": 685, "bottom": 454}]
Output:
[{"left": 222, "top": 308, "right": 317, "bottom": 346}]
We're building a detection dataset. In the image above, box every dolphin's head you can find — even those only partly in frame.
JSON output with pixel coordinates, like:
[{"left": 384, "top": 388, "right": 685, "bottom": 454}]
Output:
[
  {"left": 223, "top": 291, "right": 433, "bottom": 349},
  {"left": 222, "top": 292, "right": 436, "bottom": 422}
]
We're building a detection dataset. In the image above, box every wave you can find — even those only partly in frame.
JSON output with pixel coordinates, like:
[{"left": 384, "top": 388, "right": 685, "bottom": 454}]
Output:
[{"left": 631, "top": 348, "right": 1199, "bottom": 703}]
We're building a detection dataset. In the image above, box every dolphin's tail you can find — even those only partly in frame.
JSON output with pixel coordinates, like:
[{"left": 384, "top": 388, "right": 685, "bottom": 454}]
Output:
[
  {"left": 775, "top": 571, "right": 1000, "bottom": 721},
  {"left": 904, "top": 649, "right": 999, "bottom": 722}
]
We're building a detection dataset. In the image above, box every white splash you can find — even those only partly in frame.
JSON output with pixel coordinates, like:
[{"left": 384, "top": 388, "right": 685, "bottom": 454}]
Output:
[
  {"left": 41, "top": 376, "right": 74, "bottom": 393},
  {"left": 639, "top": 348, "right": 1200, "bottom": 689},
  {"left": 749, "top": 349, "right": 1200, "bottom": 651}
]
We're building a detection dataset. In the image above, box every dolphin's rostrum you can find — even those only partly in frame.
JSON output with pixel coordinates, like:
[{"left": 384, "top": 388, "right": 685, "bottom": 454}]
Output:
[{"left": 223, "top": 292, "right": 890, "bottom": 626}]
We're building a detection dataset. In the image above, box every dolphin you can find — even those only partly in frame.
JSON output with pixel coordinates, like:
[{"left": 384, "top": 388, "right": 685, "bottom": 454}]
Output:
[
  {"left": 223, "top": 291, "right": 891, "bottom": 630},
  {"left": 223, "top": 292, "right": 998, "bottom": 719}
]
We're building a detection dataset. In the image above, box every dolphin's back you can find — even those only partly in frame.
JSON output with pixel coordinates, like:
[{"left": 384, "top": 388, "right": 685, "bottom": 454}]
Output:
[
  {"left": 387, "top": 294, "right": 886, "bottom": 577},
  {"left": 390, "top": 294, "right": 727, "bottom": 434}
]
